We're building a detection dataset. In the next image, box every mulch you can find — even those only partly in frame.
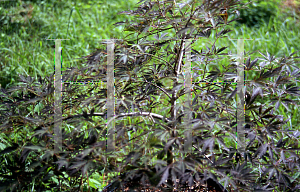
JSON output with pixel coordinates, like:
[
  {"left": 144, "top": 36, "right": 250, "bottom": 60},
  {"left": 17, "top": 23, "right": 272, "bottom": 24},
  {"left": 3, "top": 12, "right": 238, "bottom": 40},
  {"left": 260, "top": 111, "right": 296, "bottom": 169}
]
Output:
[{"left": 102, "top": 178, "right": 229, "bottom": 192}]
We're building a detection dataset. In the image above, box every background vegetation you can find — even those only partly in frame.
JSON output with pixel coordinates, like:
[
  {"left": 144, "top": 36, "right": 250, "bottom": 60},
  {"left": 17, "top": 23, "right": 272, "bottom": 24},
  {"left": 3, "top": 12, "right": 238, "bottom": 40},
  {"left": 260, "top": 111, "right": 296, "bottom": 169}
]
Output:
[{"left": 1, "top": 0, "right": 300, "bottom": 89}]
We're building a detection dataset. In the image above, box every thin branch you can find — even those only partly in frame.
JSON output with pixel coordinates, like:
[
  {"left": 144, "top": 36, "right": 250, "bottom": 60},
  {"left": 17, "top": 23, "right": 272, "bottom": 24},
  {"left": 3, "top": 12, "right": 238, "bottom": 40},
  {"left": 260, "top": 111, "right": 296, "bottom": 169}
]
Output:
[
  {"left": 143, "top": 76, "right": 172, "bottom": 100},
  {"left": 135, "top": 27, "right": 174, "bottom": 42},
  {"left": 130, "top": 51, "right": 174, "bottom": 71},
  {"left": 176, "top": 41, "right": 185, "bottom": 76},
  {"left": 175, "top": 37, "right": 185, "bottom": 76},
  {"left": 35, "top": 111, "right": 170, "bottom": 132},
  {"left": 105, "top": 112, "right": 170, "bottom": 126},
  {"left": 193, "top": 144, "right": 213, "bottom": 164}
]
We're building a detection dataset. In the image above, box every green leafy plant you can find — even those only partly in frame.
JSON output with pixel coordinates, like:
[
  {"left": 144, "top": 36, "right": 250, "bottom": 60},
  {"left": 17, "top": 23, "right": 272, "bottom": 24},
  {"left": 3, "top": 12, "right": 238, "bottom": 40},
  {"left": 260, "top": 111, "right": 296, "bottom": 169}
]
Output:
[{"left": 236, "top": 0, "right": 277, "bottom": 27}]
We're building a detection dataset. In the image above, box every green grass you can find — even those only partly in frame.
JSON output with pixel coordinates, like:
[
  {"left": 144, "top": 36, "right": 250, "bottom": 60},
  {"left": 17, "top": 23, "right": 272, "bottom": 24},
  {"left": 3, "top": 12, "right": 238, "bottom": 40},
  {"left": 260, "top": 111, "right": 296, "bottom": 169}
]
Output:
[
  {"left": 0, "top": 0, "right": 138, "bottom": 89},
  {"left": 1, "top": 0, "right": 299, "bottom": 88}
]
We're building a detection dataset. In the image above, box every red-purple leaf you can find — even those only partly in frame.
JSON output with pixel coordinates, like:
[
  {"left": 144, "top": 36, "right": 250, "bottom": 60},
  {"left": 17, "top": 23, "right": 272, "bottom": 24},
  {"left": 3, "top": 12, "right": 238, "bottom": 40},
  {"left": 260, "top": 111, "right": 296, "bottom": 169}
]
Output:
[
  {"left": 249, "top": 58, "right": 258, "bottom": 69},
  {"left": 157, "top": 165, "right": 170, "bottom": 187},
  {"left": 216, "top": 47, "right": 227, "bottom": 54}
]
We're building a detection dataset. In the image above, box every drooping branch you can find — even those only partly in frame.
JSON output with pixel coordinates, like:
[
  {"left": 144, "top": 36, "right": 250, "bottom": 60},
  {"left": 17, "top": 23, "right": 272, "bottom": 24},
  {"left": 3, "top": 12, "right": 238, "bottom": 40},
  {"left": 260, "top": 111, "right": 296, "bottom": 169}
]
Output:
[
  {"left": 34, "top": 111, "right": 170, "bottom": 132},
  {"left": 104, "top": 112, "right": 171, "bottom": 126},
  {"left": 68, "top": 112, "right": 170, "bottom": 123},
  {"left": 143, "top": 76, "right": 172, "bottom": 100}
]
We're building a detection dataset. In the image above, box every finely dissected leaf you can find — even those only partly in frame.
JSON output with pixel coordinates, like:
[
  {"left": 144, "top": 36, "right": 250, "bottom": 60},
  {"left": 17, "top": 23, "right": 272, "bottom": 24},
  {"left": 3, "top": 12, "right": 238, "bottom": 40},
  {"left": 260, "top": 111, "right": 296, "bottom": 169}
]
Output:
[
  {"left": 249, "top": 87, "right": 262, "bottom": 105},
  {"left": 286, "top": 86, "right": 300, "bottom": 96},
  {"left": 280, "top": 150, "right": 286, "bottom": 165},
  {"left": 268, "top": 146, "right": 274, "bottom": 162},
  {"left": 254, "top": 143, "right": 268, "bottom": 158},
  {"left": 69, "top": 161, "right": 86, "bottom": 170},
  {"left": 262, "top": 106, "right": 274, "bottom": 115},
  {"left": 217, "top": 29, "right": 232, "bottom": 38},
  {"left": 216, "top": 46, "right": 227, "bottom": 54},
  {"left": 198, "top": 28, "right": 212, "bottom": 38},
  {"left": 23, "top": 145, "right": 43, "bottom": 151},
  {"left": 249, "top": 58, "right": 259, "bottom": 70},
  {"left": 177, "top": 27, "right": 190, "bottom": 36},
  {"left": 19, "top": 75, "right": 29, "bottom": 83},
  {"left": 245, "top": 57, "right": 251, "bottom": 69},
  {"left": 173, "top": 84, "right": 183, "bottom": 92},
  {"left": 289, "top": 50, "right": 299, "bottom": 58},
  {"left": 258, "top": 51, "right": 269, "bottom": 61},
  {"left": 55, "top": 159, "right": 69, "bottom": 170},
  {"left": 274, "top": 100, "right": 280, "bottom": 111},
  {"left": 156, "top": 165, "right": 170, "bottom": 187},
  {"left": 80, "top": 148, "right": 93, "bottom": 159},
  {"left": 82, "top": 161, "right": 95, "bottom": 175},
  {"left": 262, "top": 114, "right": 275, "bottom": 119},
  {"left": 216, "top": 137, "right": 229, "bottom": 152},
  {"left": 226, "top": 88, "right": 237, "bottom": 100},
  {"left": 276, "top": 138, "right": 286, "bottom": 148},
  {"left": 164, "top": 138, "right": 175, "bottom": 151},
  {"left": 292, "top": 130, "right": 300, "bottom": 138},
  {"left": 202, "top": 137, "right": 215, "bottom": 154}
]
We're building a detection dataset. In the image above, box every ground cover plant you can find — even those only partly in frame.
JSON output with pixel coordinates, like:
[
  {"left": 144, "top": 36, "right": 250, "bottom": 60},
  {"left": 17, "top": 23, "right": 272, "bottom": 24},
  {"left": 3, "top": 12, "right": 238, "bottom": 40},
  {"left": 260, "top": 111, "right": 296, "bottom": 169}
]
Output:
[{"left": 1, "top": 0, "right": 300, "bottom": 191}]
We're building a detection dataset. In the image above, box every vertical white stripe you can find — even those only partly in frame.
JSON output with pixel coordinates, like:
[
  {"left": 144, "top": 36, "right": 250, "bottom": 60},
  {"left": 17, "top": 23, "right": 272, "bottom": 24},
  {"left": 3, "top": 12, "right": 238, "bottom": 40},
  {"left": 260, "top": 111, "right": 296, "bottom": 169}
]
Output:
[
  {"left": 237, "top": 39, "right": 245, "bottom": 151},
  {"left": 107, "top": 40, "right": 115, "bottom": 152},
  {"left": 184, "top": 39, "right": 192, "bottom": 152},
  {"left": 54, "top": 40, "right": 62, "bottom": 153}
]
